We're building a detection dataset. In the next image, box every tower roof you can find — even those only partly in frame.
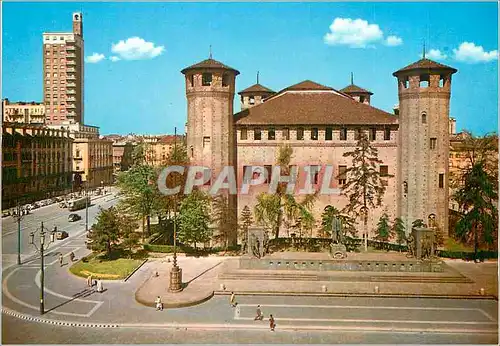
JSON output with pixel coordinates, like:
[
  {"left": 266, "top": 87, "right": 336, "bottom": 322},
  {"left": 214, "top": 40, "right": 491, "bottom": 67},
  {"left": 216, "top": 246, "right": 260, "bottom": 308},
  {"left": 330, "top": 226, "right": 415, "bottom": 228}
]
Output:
[
  {"left": 281, "top": 80, "right": 334, "bottom": 92},
  {"left": 238, "top": 83, "right": 275, "bottom": 95},
  {"left": 340, "top": 84, "right": 373, "bottom": 95},
  {"left": 181, "top": 58, "right": 240, "bottom": 75},
  {"left": 393, "top": 58, "right": 457, "bottom": 76}
]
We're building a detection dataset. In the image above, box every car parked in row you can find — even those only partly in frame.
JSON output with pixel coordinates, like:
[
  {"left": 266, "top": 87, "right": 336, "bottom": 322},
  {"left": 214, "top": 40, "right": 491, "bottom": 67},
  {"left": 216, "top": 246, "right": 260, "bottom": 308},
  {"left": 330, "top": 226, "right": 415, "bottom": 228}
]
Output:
[{"left": 68, "top": 213, "right": 82, "bottom": 222}]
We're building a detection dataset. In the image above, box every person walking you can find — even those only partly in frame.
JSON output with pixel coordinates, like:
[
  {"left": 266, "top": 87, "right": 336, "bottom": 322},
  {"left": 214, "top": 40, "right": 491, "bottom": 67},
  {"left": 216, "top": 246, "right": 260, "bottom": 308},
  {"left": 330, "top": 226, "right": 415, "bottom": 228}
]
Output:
[
  {"left": 155, "top": 296, "right": 163, "bottom": 311},
  {"left": 254, "top": 305, "right": 263, "bottom": 321},
  {"left": 87, "top": 275, "right": 93, "bottom": 288},
  {"left": 96, "top": 279, "right": 103, "bottom": 293},
  {"left": 229, "top": 292, "right": 236, "bottom": 307},
  {"left": 69, "top": 252, "right": 75, "bottom": 262},
  {"left": 235, "top": 303, "right": 241, "bottom": 319},
  {"left": 269, "top": 314, "right": 276, "bottom": 331},
  {"left": 59, "top": 253, "right": 63, "bottom": 267}
]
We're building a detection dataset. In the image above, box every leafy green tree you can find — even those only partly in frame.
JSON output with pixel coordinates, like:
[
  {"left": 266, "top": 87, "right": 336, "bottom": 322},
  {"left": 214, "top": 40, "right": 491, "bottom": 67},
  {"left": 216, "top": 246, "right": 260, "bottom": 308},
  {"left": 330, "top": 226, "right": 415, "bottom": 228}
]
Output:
[
  {"left": 90, "top": 207, "right": 121, "bottom": 258},
  {"left": 412, "top": 219, "right": 426, "bottom": 228},
  {"left": 374, "top": 213, "right": 394, "bottom": 247},
  {"left": 392, "top": 217, "right": 406, "bottom": 247},
  {"left": 178, "top": 190, "right": 212, "bottom": 250},
  {"left": 254, "top": 145, "right": 317, "bottom": 239},
  {"left": 211, "top": 194, "right": 237, "bottom": 251},
  {"left": 119, "top": 213, "right": 140, "bottom": 258},
  {"left": 454, "top": 161, "right": 498, "bottom": 261},
  {"left": 239, "top": 205, "right": 253, "bottom": 245},
  {"left": 131, "top": 143, "right": 146, "bottom": 166},
  {"left": 341, "top": 132, "right": 390, "bottom": 251}
]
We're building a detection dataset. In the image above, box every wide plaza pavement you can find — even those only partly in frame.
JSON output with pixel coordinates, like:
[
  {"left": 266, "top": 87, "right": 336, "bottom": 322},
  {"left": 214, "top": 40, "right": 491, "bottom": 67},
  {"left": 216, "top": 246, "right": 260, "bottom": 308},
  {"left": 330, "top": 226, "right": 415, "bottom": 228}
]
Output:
[{"left": 1, "top": 192, "right": 498, "bottom": 344}]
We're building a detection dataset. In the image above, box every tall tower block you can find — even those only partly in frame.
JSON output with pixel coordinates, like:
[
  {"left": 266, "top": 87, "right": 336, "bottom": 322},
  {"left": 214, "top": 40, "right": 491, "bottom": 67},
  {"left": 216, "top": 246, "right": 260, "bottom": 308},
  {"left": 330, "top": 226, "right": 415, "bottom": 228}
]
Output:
[
  {"left": 393, "top": 58, "right": 457, "bottom": 237},
  {"left": 181, "top": 57, "right": 239, "bottom": 245}
]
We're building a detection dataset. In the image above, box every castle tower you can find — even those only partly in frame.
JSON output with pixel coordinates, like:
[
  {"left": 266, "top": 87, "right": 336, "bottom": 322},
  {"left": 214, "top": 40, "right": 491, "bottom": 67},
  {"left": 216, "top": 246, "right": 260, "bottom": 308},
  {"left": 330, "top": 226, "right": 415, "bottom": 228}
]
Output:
[
  {"left": 181, "top": 56, "right": 239, "bottom": 245},
  {"left": 393, "top": 58, "right": 457, "bottom": 237},
  {"left": 340, "top": 73, "right": 373, "bottom": 105},
  {"left": 238, "top": 72, "right": 275, "bottom": 110}
]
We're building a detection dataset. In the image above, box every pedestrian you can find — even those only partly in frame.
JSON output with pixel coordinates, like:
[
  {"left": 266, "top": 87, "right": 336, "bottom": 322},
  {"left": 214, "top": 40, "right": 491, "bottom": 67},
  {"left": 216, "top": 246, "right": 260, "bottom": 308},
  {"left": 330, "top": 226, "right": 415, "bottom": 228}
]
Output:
[
  {"left": 230, "top": 292, "right": 236, "bottom": 307},
  {"left": 69, "top": 252, "right": 75, "bottom": 262},
  {"left": 59, "top": 253, "right": 63, "bottom": 267},
  {"left": 234, "top": 303, "right": 240, "bottom": 319},
  {"left": 269, "top": 314, "right": 276, "bottom": 331},
  {"left": 96, "top": 279, "right": 103, "bottom": 293},
  {"left": 254, "top": 305, "right": 263, "bottom": 321},
  {"left": 86, "top": 275, "right": 93, "bottom": 288},
  {"left": 155, "top": 296, "right": 163, "bottom": 311}
]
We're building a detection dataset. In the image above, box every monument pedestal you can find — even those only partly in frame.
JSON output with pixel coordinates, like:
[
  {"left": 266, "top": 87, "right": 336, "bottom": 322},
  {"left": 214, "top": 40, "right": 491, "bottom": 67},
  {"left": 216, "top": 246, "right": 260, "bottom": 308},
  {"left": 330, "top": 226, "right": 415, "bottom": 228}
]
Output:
[
  {"left": 169, "top": 266, "right": 183, "bottom": 292},
  {"left": 330, "top": 243, "right": 347, "bottom": 259}
]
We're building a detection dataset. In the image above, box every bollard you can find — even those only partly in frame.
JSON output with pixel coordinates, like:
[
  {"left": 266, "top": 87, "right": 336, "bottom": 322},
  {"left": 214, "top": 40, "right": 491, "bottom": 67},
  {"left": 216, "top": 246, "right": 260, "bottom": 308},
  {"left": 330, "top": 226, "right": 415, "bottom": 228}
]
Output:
[
  {"left": 322, "top": 285, "right": 327, "bottom": 293},
  {"left": 374, "top": 286, "right": 379, "bottom": 294},
  {"left": 480, "top": 288, "right": 485, "bottom": 296}
]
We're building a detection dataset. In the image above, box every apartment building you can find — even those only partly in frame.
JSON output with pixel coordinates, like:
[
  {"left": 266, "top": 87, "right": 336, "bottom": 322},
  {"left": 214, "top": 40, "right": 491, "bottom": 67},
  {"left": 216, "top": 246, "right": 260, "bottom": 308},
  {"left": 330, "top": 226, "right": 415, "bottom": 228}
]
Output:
[{"left": 2, "top": 99, "right": 45, "bottom": 125}]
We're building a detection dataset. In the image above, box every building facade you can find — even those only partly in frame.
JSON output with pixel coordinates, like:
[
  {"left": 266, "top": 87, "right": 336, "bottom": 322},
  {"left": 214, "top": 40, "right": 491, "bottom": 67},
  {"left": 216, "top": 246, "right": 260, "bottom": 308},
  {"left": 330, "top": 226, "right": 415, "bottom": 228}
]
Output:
[
  {"left": 2, "top": 99, "right": 45, "bottom": 125},
  {"left": 183, "top": 56, "right": 458, "bottom": 239},
  {"left": 43, "top": 12, "right": 84, "bottom": 125},
  {"left": 2, "top": 123, "right": 73, "bottom": 208}
]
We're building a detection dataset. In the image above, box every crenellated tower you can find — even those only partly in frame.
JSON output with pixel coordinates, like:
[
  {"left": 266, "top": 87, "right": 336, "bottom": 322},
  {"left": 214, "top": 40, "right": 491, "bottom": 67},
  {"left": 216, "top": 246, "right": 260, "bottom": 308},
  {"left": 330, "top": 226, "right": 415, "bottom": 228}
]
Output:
[{"left": 393, "top": 58, "right": 457, "bottom": 237}]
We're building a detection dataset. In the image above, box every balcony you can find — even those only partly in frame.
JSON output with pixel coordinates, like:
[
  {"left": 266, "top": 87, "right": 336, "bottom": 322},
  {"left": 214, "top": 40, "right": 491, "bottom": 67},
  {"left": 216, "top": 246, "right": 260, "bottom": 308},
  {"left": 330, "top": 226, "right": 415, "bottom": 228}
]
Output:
[
  {"left": 66, "top": 60, "right": 76, "bottom": 66},
  {"left": 67, "top": 97, "right": 76, "bottom": 102},
  {"left": 66, "top": 68, "right": 76, "bottom": 73},
  {"left": 66, "top": 89, "right": 76, "bottom": 95},
  {"left": 66, "top": 53, "right": 76, "bottom": 58},
  {"left": 66, "top": 103, "right": 76, "bottom": 109},
  {"left": 67, "top": 83, "right": 76, "bottom": 87},
  {"left": 66, "top": 75, "right": 76, "bottom": 80},
  {"left": 67, "top": 112, "right": 76, "bottom": 117},
  {"left": 66, "top": 45, "right": 76, "bottom": 51}
]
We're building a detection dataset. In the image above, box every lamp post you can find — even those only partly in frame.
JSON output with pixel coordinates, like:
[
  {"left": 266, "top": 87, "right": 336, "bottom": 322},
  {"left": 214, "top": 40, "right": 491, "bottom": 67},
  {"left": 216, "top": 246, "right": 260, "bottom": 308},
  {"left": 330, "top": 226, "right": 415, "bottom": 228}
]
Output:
[
  {"left": 169, "top": 126, "right": 183, "bottom": 292},
  {"left": 12, "top": 201, "right": 24, "bottom": 265},
  {"left": 85, "top": 182, "right": 89, "bottom": 233},
  {"left": 29, "top": 222, "right": 56, "bottom": 315}
]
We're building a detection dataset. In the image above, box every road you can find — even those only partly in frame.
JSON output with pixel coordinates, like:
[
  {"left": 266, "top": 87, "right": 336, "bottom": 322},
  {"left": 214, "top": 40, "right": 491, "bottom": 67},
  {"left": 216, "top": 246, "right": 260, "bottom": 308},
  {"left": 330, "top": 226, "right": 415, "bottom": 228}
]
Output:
[{"left": 1, "top": 189, "right": 120, "bottom": 268}]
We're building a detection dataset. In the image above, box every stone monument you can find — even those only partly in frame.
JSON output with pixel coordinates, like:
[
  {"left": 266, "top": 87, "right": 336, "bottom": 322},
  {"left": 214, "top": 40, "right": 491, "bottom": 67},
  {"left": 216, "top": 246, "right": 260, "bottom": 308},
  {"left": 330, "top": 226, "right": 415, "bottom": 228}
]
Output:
[
  {"left": 247, "top": 227, "right": 268, "bottom": 258},
  {"left": 330, "top": 217, "right": 347, "bottom": 259},
  {"left": 406, "top": 227, "right": 435, "bottom": 261}
]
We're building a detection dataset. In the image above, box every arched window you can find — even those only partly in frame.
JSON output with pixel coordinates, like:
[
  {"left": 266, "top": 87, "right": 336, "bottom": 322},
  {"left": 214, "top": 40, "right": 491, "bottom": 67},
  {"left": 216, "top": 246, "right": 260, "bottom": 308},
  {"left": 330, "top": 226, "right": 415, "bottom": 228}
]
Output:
[{"left": 421, "top": 113, "right": 427, "bottom": 124}]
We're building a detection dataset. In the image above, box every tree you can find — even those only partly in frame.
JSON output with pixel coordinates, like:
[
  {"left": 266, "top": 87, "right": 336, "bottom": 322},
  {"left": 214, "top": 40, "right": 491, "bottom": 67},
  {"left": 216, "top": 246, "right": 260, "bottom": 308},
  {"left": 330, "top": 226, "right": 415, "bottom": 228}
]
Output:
[
  {"left": 211, "top": 194, "right": 237, "bottom": 251},
  {"left": 392, "top": 217, "right": 406, "bottom": 247},
  {"left": 254, "top": 145, "right": 317, "bottom": 239},
  {"left": 90, "top": 207, "right": 121, "bottom": 258},
  {"left": 412, "top": 219, "right": 426, "bottom": 228},
  {"left": 178, "top": 190, "right": 212, "bottom": 250},
  {"left": 119, "top": 213, "right": 140, "bottom": 258},
  {"left": 239, "top": 205, "right": 253, "bottom": 245},
  {"left": 341, "top": 132, "right": 390, "bottom": 251},
  {"left": 374, "top": 213, "right": 394, "bottom": 248},
  {"left": 320, "top": 205, "right": 356, "bottom": 238},
  {"left": 454, "top": 161, "right": 498, "bottom": 261}
]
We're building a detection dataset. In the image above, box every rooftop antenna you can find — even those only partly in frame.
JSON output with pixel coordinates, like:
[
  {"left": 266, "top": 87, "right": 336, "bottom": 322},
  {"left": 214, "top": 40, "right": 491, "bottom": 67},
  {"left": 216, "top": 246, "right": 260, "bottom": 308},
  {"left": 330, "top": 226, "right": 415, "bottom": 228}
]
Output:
[
  {"left": 257, "top": 71, "right": 259, "bottom": 84},
  {"left": 350, "top": 72, "right": 354, "bottom": 85},
  {"left": 209, "top": 45, "right": 212, "bottom": 59},
  {"left": 423, "top": 41, "right": 426, "bottom": 59}
]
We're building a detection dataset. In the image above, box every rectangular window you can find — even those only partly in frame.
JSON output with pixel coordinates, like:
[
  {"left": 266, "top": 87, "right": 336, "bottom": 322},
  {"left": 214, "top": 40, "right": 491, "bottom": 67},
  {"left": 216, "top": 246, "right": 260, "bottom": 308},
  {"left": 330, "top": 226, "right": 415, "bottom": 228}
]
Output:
[
  {"left": 340, "top": 128, "right": 347, "bottom": 141},
  {"left": 380, "top": 165, "right": 389, "bottom": 177},
  {"left": 370, "top": 128, "right": 377, "bottom": 141},
  {"left": 254, "top": 128, "right": 262, "bottom": 140},
  {"left": 264, "top": 165, "right": 272, "bottom": 184},
  {"left": 202, "top": 73, "right": 212, "bottom": 86},
  {"left": 268, "top": 128, "right": 276, "bottom": 140},
  {"left": 430, "top": 138, "right": 437, "bottom": 150},
  {"left": 311, "top": 128, "right": 318, "bottom": 140},
  {"left": 243, "top": 166, "right": 251, "bottom": 183},
  {"left": 297, "top": 128, "right": 304, "bottom": 140},
  {"left": 189, "top": 75, "right": 194, "bottom": 87},
  {"left": 325, "top": 127, "right": 333, "bottom": 140},
  {"left": 222, "top": 73, "right": 230, "bottom": 87},
  {"left": 384, "top": 128, "right": 391, "bottom": 140},
  {"left": 355, "top": 129, "right": 362, "bottom": 141},
  {"left": 338, "top": 165, "right": 347, "bottom": 185},
  {"left": 240, "top": 128, "right": 248, "bottom": 140},
  {"left": 204, "top": 168, "right": 211, "bottom": 186},
  {"left": 439, "top": 173, "right": 444, "bottom": 188},
  {"left": 203, "top": 136, "right": 210, "bottom": 148},
  {"left": 310, "top": 165, "right": 320, "bottom": 185},
  {"left": 249, "top": 96, "right": 255, "bottom": 105},
  {"left": 283, "top": 128, "right": 290, "bottom": 140}
]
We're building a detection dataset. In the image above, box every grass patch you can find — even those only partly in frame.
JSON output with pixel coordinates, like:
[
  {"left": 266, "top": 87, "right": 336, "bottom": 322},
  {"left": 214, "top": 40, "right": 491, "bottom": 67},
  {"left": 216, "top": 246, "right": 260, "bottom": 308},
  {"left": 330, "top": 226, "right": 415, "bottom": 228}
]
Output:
[
  {"left": 70, "top": 251, "right": 145, "bottom": 280},
  {"left": 445, "top": 238, "right": 473, "bottom": 252}
]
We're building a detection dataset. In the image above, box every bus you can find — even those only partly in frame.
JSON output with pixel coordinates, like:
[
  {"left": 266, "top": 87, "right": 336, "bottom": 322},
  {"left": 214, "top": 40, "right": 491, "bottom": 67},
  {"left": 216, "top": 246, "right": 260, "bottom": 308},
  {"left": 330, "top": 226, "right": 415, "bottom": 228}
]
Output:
[{"left": 68, "top": 196, "right": 90, "bottom": 211}]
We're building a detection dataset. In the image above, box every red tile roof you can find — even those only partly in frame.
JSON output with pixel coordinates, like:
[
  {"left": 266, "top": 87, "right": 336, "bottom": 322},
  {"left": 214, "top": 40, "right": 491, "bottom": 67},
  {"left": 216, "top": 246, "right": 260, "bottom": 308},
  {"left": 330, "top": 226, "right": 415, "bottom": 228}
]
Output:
[
  {"left": 235, "top": 82, "right": 396, "bottom": 126},
  {"left": 181, "top": 58, "right": 240, "bottom": 75},
  {"left": 393, "top": 58, "right": 457, "bottom": 76},
  {"left": 340, "top": 84, "right": 373, "bottom": 95},
  {"left": 238, "top": 83, "right": 275, "bottom": 95}
]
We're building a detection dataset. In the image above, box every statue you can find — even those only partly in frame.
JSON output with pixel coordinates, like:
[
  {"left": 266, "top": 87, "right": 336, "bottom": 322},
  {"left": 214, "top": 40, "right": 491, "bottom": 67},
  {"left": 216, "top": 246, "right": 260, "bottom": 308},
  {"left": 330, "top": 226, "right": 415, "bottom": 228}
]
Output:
[
  {"left": 330, "top": 217, "right": 347, "bottom": 259},
  {"left": 406, "top": 233, "right": 415, "bottom": 258},
  {"left": 246, "top": 227, "right": 268, "bottom": 259}
]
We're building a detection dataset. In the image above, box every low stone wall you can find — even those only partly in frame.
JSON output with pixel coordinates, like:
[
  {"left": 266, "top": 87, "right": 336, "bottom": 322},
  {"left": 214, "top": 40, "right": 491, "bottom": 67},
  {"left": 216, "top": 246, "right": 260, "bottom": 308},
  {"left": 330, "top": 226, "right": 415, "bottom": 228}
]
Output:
[{"left": 239, "top": 257, "right": 444, "bottom": 273}]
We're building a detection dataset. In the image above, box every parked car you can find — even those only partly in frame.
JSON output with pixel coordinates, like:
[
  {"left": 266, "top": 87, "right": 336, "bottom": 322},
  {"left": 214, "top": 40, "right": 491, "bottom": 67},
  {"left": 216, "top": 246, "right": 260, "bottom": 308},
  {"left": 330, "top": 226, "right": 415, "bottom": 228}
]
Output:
[
  {"left": 68, "top": 213, "right": 81, "bottom": 222},
  {"left": 2, "top": 210, "right": 10, "bottom": 218},
  {"left": 56, "top": 231, "right": 69, "bottom": 240}
]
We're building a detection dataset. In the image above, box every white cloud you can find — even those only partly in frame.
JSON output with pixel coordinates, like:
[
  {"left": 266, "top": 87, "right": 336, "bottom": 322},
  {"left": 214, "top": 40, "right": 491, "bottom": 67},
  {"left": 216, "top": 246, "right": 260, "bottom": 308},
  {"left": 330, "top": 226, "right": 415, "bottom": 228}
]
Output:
[
  {"left": 85, "top": 53, "right": 105, "bottom": 63},
  {"left": 453, "top": 42, "right": 498, "bottom": 63},
  {"left": 111, "top": 37, "right": 165, "bottom": 60},
  {"left": 385, "top": 35, "right": 403, "bottom": 47},
  {"left": 324, "top": 18, "right": 383, "bottom": 48},
  {"left": 421, "top": 49, "right": 447, "bottom": 60},
  {"left": 109, "top": 56, "right": 121, "bottom": 62}
]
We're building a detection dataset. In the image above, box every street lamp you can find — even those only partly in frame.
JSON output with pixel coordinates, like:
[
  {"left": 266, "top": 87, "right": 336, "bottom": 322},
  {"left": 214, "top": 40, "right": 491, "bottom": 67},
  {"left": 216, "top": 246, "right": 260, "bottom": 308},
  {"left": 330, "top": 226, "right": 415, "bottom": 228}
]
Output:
[
  {"left": 85, "top": 182, "right": 89, "bottom": 233},
  {"left": 169, "top": 126, "right": 183, "bottom": 293},
  {"left": 29, "top": 222, "right": 56, "bottom": 315},
  {"left": 12, "top": 201, "right": 25, "bottom": 265}
]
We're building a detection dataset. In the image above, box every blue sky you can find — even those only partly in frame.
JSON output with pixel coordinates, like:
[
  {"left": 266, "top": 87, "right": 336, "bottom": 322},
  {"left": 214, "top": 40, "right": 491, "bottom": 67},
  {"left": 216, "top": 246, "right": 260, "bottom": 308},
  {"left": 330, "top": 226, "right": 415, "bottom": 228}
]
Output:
[{"left": 3, "top": 2, "right": 498, "bottom": 135}]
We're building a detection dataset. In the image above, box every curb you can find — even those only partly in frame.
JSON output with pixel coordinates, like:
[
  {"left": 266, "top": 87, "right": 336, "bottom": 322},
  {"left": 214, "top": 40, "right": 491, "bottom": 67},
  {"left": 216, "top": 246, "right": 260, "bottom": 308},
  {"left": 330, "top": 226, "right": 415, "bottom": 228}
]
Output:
[
  {"left": 123, "top": 259, "right": 148, "bottom": 282},
  {"left": 134, "top": 289, "right": 214, "bottom": 309},
  {"left": 214, "top": 291, "right": 498, "bottom": 300}
]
